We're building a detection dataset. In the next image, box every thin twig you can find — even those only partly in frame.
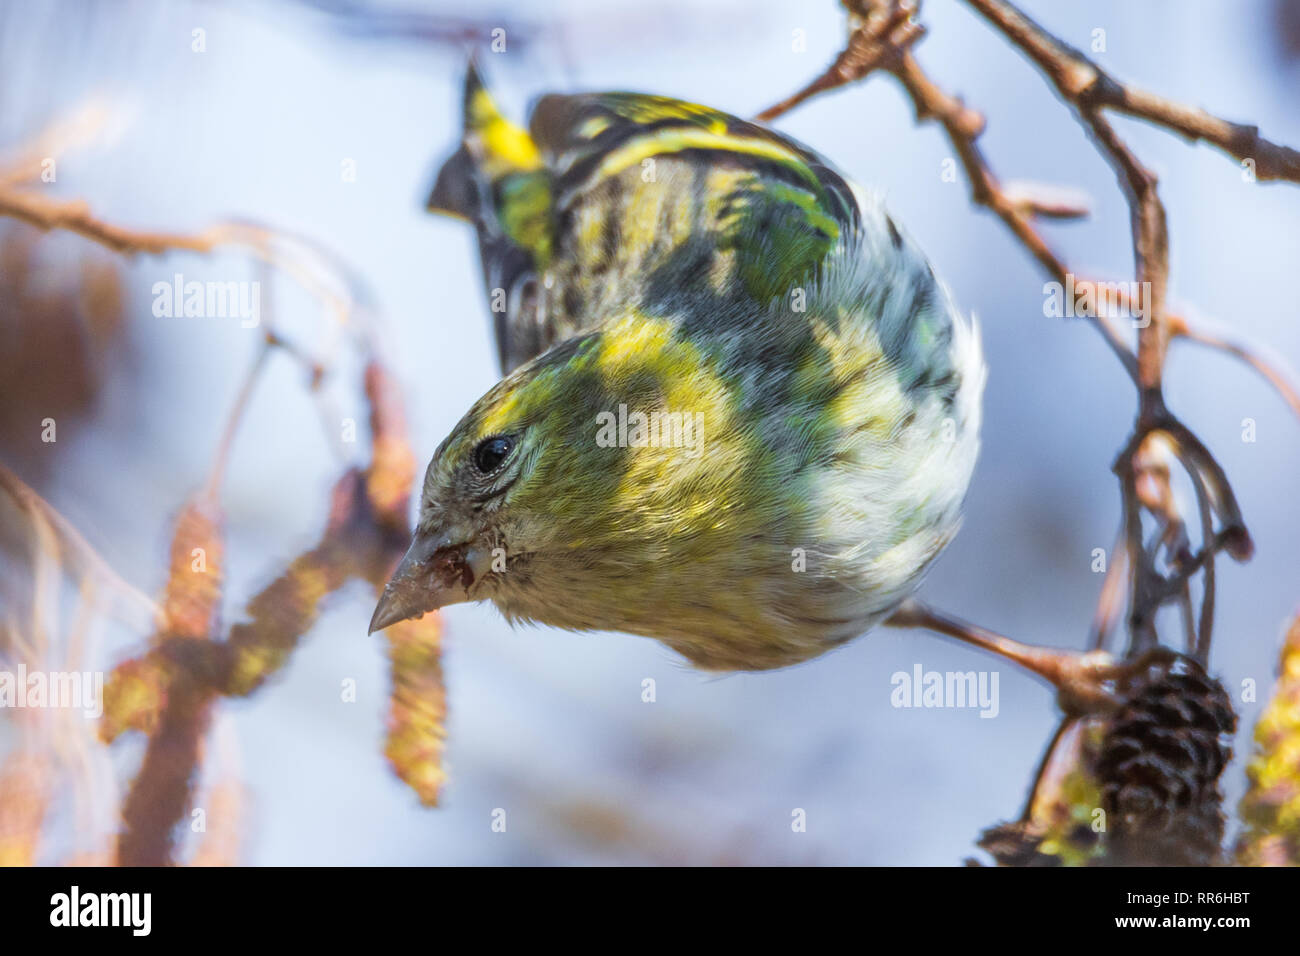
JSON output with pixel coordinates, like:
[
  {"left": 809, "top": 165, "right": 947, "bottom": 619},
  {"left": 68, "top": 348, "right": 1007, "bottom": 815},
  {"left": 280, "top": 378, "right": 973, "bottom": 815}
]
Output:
[
  {"left": 0, "top": 463, "right": 161, "bottom": 629},
  {"left": 882, "top": 48, "right": 1140, "bottom": 380},
  {"left": 886, "top": 599, "right": 1121, "bottom": 714},
  {"left": 1000, "top": 180, "right": 1091, "bottom": 220},
  {"left": 959, "top": 0, "right": 1170, "bottom": 394},
  {"left": 0, "top": 190, "right": 367, "bottom": 344},
  {"left": 756, "top": 1, "right": 924, "bottom": 122},
  {"left": 204, "top": 340, "right": 275, "bottom": 503},
  {"left": 954, "top": 0, "right": 1259, "bottom": 662},
  {"left": 1088, "top": 520, "right": 1129, "bottom": 652},
  {"left": 958, "top": 0, "right": 1300, "bottom": 183},
  {"left": 0, "top": 97, "right": 124, "bottom": 188},
  {"left": 1170, "top": 314, "right": 1300, "bottom": 423},
  {"left": 1172, "top": 446, "right": 1219, "bottom": 663}
]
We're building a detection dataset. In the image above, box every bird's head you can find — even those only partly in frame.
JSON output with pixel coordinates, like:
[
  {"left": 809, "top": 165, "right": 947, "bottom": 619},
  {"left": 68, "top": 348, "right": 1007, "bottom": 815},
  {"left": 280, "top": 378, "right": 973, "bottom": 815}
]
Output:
[
  {"left": 368, "top": 314, "right": 735, "bottom": 636},
  {"left": 368, "top": 337, "right": 574, "bottom": 633}
]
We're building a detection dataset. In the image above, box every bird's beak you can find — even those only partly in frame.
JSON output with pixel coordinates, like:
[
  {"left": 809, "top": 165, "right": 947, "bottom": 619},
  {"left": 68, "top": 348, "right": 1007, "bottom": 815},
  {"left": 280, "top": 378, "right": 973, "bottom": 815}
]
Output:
[{"left": 368, "top": 528, "right": 486, "bottom": 634}]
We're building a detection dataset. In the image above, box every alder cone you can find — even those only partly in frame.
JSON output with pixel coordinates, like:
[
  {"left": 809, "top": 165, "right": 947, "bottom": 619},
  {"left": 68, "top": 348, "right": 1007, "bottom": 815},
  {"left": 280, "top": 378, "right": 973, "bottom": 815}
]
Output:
[{"left": 1097, "top": 649, "right": 1236, "bottom": 865}]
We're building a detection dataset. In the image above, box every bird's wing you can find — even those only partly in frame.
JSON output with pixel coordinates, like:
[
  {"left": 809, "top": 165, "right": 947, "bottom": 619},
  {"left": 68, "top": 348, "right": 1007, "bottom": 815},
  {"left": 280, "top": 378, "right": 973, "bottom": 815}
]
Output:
[
  {"left": 527, "top": 91, "right": 863, "bottom": 315},
  {"left": 528, "top": 92, "right": 858, "bottom": 228},
  {"left": 429, "top": 75, "right": 870, "bottom": 374}
]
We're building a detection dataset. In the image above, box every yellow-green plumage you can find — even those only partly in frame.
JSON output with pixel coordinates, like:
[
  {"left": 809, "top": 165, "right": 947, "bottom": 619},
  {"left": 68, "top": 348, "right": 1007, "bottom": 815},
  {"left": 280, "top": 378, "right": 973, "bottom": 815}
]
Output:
[{"left": 375, "top": 67, "right": 983, "bottom": 672}]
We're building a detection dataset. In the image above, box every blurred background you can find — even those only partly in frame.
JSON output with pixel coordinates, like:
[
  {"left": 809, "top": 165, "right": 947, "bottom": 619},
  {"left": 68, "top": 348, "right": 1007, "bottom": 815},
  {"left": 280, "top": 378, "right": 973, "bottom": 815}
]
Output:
[{"left": 0, "top": 0, "right": 1297, "bottom": 865}]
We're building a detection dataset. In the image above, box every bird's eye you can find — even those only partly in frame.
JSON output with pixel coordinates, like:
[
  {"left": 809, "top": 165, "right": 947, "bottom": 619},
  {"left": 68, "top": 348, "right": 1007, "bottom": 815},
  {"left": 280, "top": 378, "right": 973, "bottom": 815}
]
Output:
[{"left": 473, "top": 435, "right": 515, "bottom": 474}]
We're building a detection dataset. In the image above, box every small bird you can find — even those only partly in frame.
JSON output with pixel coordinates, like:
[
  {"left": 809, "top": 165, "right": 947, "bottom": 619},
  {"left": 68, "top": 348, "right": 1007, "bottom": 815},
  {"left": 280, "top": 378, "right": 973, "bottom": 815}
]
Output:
[{"left": 370, "top": 67, "right": 984, "bottom": 672}]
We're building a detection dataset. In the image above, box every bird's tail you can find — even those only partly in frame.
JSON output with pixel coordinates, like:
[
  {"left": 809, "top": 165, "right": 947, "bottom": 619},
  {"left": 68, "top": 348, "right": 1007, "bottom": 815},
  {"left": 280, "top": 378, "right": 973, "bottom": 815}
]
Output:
[{"left": 426, "top": 62, "right": 553, "bottom": 264}]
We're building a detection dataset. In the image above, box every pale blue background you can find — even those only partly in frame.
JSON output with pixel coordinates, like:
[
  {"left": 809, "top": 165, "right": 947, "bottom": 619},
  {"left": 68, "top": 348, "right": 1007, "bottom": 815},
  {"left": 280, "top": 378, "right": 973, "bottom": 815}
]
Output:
[{"left": 1, "top": 0, "right": 1297, "bottom": 864}]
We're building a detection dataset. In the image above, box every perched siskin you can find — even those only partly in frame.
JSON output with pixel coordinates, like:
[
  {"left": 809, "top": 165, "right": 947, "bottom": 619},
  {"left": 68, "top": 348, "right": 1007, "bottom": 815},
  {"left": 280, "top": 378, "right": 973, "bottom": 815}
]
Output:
[{"left": 370, "top": 67, "right": 984, "bottom": 672}]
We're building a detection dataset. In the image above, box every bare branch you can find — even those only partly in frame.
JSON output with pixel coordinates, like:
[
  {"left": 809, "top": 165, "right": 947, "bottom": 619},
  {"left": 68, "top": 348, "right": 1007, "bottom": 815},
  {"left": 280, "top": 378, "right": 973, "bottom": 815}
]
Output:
[
  {"left": 886, "top": 599, "right": 1122, "bottom": 715},
  {"left": 1171, "top": 314, "right": 1300, "bottom": 423},
  {"left": 0, "top": 462, "right": 161, "bottom": 629},
  {"left": 958, "top": 0, "right": 1300, "bottom": 184},
  {"left": 961, "top": 0, "right": 1170, "bottom": 393},
  {"left": 756, "top": 1, "right": 923, "bottom": 122},
  {"left": 882, "top": 49, "right": 1140, "bottom": 380},
  {"left": 1000, "top": 180, "right": 1092, "bottom": 220}
]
